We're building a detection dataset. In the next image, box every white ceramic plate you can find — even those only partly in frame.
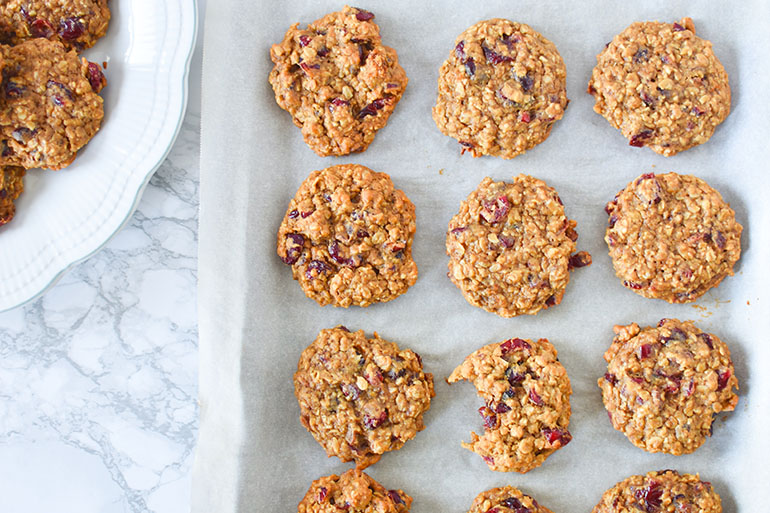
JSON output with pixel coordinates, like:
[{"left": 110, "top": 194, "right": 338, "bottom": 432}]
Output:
[{"left": 0, "top": 0, "right": 197, "bottom": 311}]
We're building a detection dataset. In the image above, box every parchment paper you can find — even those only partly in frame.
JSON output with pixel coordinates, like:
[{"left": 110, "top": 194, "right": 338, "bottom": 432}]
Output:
[{"left": 195, "top": 1, "right": 770, "bottom": 511}]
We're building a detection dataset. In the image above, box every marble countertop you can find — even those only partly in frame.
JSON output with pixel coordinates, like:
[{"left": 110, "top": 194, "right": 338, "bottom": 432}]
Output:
[{"left": 0, "top": 4, "right": 204, "bottom": 511}]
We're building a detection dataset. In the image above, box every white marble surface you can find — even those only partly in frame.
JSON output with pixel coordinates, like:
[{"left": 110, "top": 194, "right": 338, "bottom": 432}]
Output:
[{"left": 0, "top": 3, "right": 204, "bottom": 511}]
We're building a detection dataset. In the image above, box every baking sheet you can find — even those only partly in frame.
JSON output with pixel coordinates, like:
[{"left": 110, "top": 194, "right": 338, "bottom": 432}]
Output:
[{"left": 195, "top": 1, "right": 770, "bottom": 511}]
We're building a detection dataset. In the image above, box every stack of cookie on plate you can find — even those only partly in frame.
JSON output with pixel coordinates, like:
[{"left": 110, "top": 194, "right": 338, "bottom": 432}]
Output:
[
  {"left": 269, "top": 7, "right": 740, "bottom": 513},
  {"left": 0, "top": 0, "right": 109, "bottom": 226}
]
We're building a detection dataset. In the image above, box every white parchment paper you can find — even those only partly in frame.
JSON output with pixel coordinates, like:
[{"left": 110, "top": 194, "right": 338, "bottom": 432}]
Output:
[{"left": 196, "top": 1, "right": 770, "bottom": 511}]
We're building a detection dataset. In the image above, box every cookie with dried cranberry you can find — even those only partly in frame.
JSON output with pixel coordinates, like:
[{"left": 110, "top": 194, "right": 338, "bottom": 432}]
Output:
[
  {"left": 294, "top": 327, "right": 434, "bottom": 470},
  {"left": 277, "top": 164, "right": 417, "bottom": 307},
  {"left": 0, "top": 165, "right": 25, "bottom": 226},
  {"left": 605, "top": 172, "right": 741, "bottom": 303},
  {"left": 599, "top": 319, "right": 738, "bottom": 455},
  {"left": 446, "top": 175, "right": 590, "bottom": 317},
  {"left": 448, "top": 337, "right": 572, "bottom": 473},
  {"left": 593, "top": 470, "right": 722, "bottom": 513},
  {"left": 588, "top": 18, "right": 730, "bottom": 156},
  {"left": 0, "top": 0, "right": 110, "bottom": 51},
  {"left": 0, "top": 38, "right": 106, "bottom": 170},
  {"left": 298, "top": 469, "right": 411, "bottom": 513},
  {"left": 269, "top": 6, "right": 407, "bottom": 157},
  {"left": 467, "top": 486, "right": 554, "bottom": 513},
  {"left": 432, "top": 19, "right": 568, "bottom": 159}
]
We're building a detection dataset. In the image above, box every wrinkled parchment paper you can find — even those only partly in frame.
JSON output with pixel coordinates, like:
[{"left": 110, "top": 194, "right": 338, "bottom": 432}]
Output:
[{"left": 196, "top": 1, "right": 770, "bottom": 511}]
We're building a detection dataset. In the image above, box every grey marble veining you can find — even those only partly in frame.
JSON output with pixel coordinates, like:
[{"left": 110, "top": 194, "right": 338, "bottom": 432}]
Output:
[{"left": 0, "top": 46, "right": 202, "bottom": 513}]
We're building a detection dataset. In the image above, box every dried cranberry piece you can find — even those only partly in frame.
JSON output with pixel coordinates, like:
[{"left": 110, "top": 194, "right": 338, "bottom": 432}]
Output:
[
  {"left": 501, "top": 388, "right": 517, "bottom": 400},
  {"left": 305, "top": 260, "right": 331, "bottom": 279},
  {"left": 298, "top": 35, "right": 312, "bottom": 47},
  {"left": 87, "top": 62, "right": 106, "bottom": 92},
  {"left": 568, "top": 251, "right": 592, "bottom": 270},
  {"left": 494, "top": 402, "right": 511, "bottom": 414},
  {"left": 545, "top": 295, "right": 557, "bottom": 306},
  {"left": 633, "top": 48, "right": 650, "bottom": 63},
  {"left": 692, "top": 106, "right": 705, "bottom": 116},
  {"left": 639, "top": 344, "right": 654, "bottom": 360},
  {"left": 59, "top": 17, "right": 85, "bottom": 41},
  {"left": 608, "top": 214, "right": 618, "bottom": 228},
  {"left": 519, "top": 111, "right": 531, "bottom": 123},
  {"left": 641, "top": 92, "right": 656, "bottom": 108},
  {"left": 673, "top": 22, "right": 685, "bottom": 32},
  {"left": 528, "top": 388, "right": 543, "bottom": 406},
  {"left": 388, "top": 490, "right": 405, "bottom": 505},
  {"left": 366, "top": 369, "right": 383, "bottom": 387},
  {"left": 500, "top": 338, "right": 530, "bottom": 354},
  {"left": 281, "top": 234, "right": 305, "bottom": 265},
  {"left": 480, "top": 195, "right": 510, "bottom": 224},
  {"left": 501, "top": 497, "right": 522, "bottom": 509},
  {"left": 604, "top": 373, "right": 618, "bottom": 385},
  {"left": 357, "top": 98, "right": 387, "bottom": 119},
  {"left": 482, "top": 45, "right": 512, "bottom": 65},
  {"left": 506, "top": 368, "right": 526, "bottom": 386},
  {"left": 357, "top": 229, "right": 369, "bottom": 238},
  {"left": 363, "top": 410, "right": 387, "bottom": 429},
  {"left": 624, "top": 280, "right": 644, "bottom": 290},
  {"left": 717, "top": 370, "right": 731, "bottom": 391},
  {"left": 337, "top": 325, "right": 351, "bottom": 332},
  {"left": 317, "top": 487, "right": 328, "bottom": 503},
  {"left": 455, "top": 41, "right": 466, "bottom": 59},
  {"left": 30, "top": 18, "right": 54, "bottom": 38},
  {"left": 316, "top": 47, "right": 329, "bottom": 57},
  {"left": 486, "top": 509, "right": 500, "bottom": 513},
  {"left": 328, "top": 241, "right": 348, "bottom": 265},
  {"left": 355, "top": 9, "right": 374, "bottom": 21},
  {"left": 288, "top": 209, "right": 299, "bottom": 219},
  {"left": 482, "top": 455, "right": 495, "bottom": 465},
  {"left": 478, "top": 405, "right": 498, "bottom": 429},
  {"left": 698, "top": 333, "right": 714, "bottom": 349},
  {"left": 635, "top": 481, "right": 663, "bottom": 512},
  {"left": 498, "top": 235, "right": 515, "bottom": 248},
  {"left": 330, "top": 98, "right": 349, "bottom": 108},
  {"left": 629, "top": 130, "right": 654, "bottom": 147},
  {"left": 300, "top": 210, "right": 314, "bottom": 218},
  {"left": 299, "top": 62, "right": 321, "bottom": 73},
  {"left": 542, "top": 427, "right": 572, "bottom": 447}
]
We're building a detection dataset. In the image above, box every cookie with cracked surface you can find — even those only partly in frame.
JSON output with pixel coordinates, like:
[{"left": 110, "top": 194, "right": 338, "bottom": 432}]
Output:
[
  {"left": 432, "top": 19, "right": 568, "bottom": 159},
  {"left": 588, "top": 18, "right": 730, "bottom": 156},
  {"left": 605, "top": 172, "right": 741, "bottom": 303},
  {"left": 269, "top": 6, "right": 407, "bottom": 157},
  {"left": 446, "top": 175, "right": 591, "bottom": 317},
  {"left": 294, "top": 327, "right": 434, "bottom": 470},
  {"left": 592, "top": 469, "right": 722, "bottom": 513},
  {"left": 0, "top": 0, "right": 110, "bottom": 51},
  {"left": 599, "top": 319, "right": 738, "bottom": 455},
  {"left": 298, "top": 469, "right": 411, "bottom": 513},
  {"left": 0, "top": 165, "right": 25, "bottom": 226},
  {"left": 466, "top": 486, "right": 554, "bottom": 513},
  {"left": 448, "top": 337, "right": 572, "bottom": 473},
  {"left": 0, "top": 38, "right": 106, "bottom": 170},
  {"left": 277, "top": 164, "right": 417, "bottom": 307}
]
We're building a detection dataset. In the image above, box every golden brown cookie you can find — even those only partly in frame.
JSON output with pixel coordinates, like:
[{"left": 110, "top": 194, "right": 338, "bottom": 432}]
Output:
[
  {"left": 0, "top": 38, "right": 106, "bottom": 170},
  {"left": 446, "top": 175, "right": 591, "bottom": 317},
  {"left": 0, "top": 0, "right": 110, "bottom": 51},
  {"left": 599, "top": 319, "right": 738, "bottom": 455},
  {"left": 269, "top": 6, "right": 407, "bottom": 157},
  {"left": 592, "top": 470, "right": 722, "bottom": 513},
  {"left": 605, "top": 172, "right": 741, "bottom": 303},
  {"left": 432, "top": 19, "right": 568, "bottom": 159},
  {"left": 298, "top": 469, "right": 411, "bottom": 513},
  {"left": 448, "top": 337, "right": 572, "bottom": 473},
  {"left": 294, "top": 327, "right": 434, "bottom": 470},
  {"left": 588, "top": 18, "right": 730, "bottom": 156},
  {"left": 466, "top": 486, "right": 554, "bottom": 513},
  {"left": 277, "top": 164, "right": 418, "bottom": 307},
  {"left": 0, "top": 165, "right": 25, "bottom": 226}
]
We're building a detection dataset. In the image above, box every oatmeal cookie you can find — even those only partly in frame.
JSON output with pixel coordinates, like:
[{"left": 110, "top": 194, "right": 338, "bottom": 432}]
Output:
[
  {"left": 294, "top": 327, "right": 434, "bottom": 469},
  {"left": 446, "top": 175, "right": 590, "bottom": 317},
  {"left": 432, "top": 19, "right": 568, "bottom": 159},
  {"left": 0, "top": 0, "right": 110, "bottom": 51},
  {"left": 0, "top": 38, "right": 106, "bottom": 170},
  {"left": 605, "top": 172, "right": 741, "bottom": 303},
  {"left": 277, "top": 164, "right": 418, "bottom": 307},
  {"left": 466, "top": 486, "right": 554, "bottom": 513},
  {"left": 269, "top": 6, "right": 407, "bottom": 157},
  {"left": 0, "top": 165, "right": 24, "bottom": 226},
  {"left": 448, "top": 337, "right": 572, "bottom": 473},
  {"left": 599, "top": 319, "right": 738, "bottom": 455},
  {"left": 592, "top": 469, "right": 722, "bottom": 513},
  {"left": 298, "top": 469, "right": 411, "bottom": 513},
  {"left": 588, "top": 18, "right": 730, "bottom": 156}
]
